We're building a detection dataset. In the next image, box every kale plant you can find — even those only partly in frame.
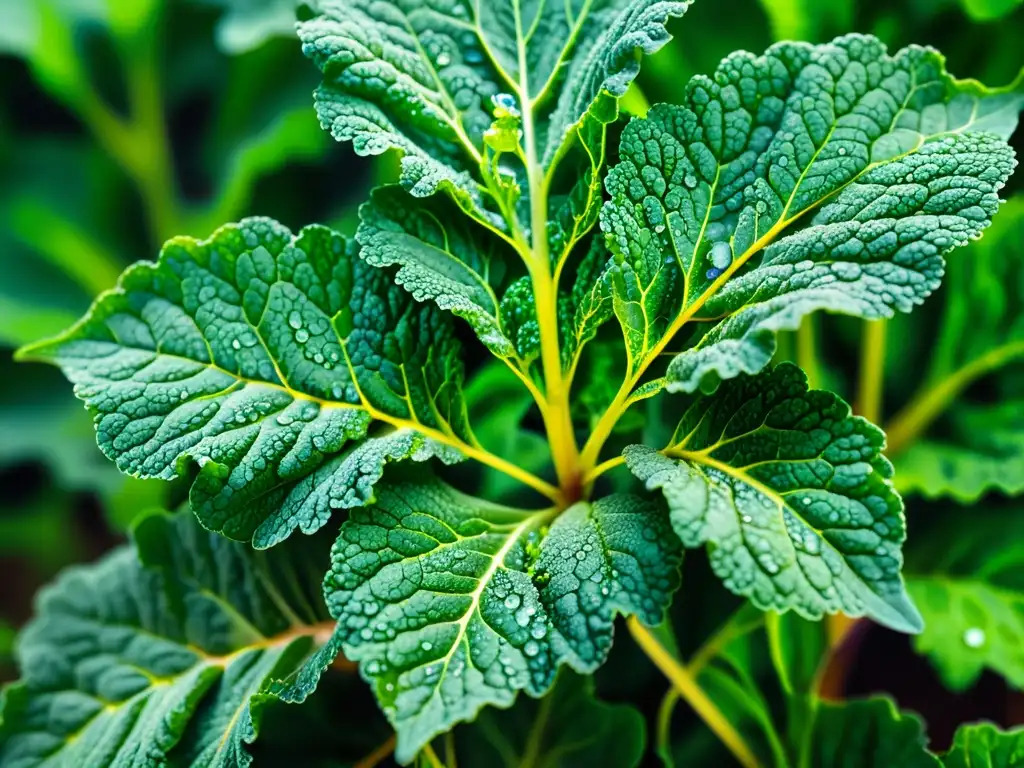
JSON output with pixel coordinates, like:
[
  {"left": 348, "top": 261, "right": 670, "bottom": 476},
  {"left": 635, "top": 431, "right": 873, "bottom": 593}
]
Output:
[{"left": 3, "top": 2, "right": 1024, "bottom": 766}]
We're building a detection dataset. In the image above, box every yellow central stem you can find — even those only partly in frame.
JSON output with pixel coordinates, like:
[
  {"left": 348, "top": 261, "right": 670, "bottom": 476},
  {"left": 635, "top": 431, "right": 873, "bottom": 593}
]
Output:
[{"left": 518, "top": 52, "right": 581, "bottom": 502}]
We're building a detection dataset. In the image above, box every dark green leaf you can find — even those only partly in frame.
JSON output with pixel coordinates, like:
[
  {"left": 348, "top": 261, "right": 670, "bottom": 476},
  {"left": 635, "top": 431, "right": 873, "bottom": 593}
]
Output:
[
  {"left": 17, "top": 218, "right": 469, "bottom": 546},
  {"left": 941, "top": 722, "right": 1024, "bottom": 767},
  {"left": 601, "top": 34, "right": 1022, "bottom": 396},
  {"left": 0, "top": 511, "right": 337, "bottom": 768},
  {"left": 323, "top": 475, "right": 680, "bottom": 761}
]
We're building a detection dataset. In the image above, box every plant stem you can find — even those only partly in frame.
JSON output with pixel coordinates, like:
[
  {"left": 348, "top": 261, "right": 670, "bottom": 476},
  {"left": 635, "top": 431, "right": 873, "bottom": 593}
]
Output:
[
  {"left": 796, "top": 318, "right": 821, "bottom": 389},
  {"left": 421, "top": 743, "right": 445, "bottom": 768},
  {"left": 355, "top": 735, "right": 396, "bottom": 768},
  {"left": 885, "top": 340, "right": 1024, "bottom": 455},
  {"left": 518, "top": 43, "right": 580, "bottom": 501},
  {"left": 628, "top": 617, "right": 759, "bottom": 768},
  {"left": 855, "top": 319, "right": 887, "bottom": 425}
]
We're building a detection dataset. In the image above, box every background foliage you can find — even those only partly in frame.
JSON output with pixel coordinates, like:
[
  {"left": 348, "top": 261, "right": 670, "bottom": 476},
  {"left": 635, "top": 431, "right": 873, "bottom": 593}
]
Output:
[{"left": 0, "top": 0, "right": 1023, "bottom": 765}]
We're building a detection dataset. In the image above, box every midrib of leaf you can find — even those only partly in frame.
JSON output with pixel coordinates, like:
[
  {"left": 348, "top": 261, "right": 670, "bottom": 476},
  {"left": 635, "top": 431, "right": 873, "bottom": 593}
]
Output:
[
  {"left": 885, "top": 339, "right": 1024, "bottom": 454},
  {"left": 664, "top": 447, "right": 845, "bottom": 581},
  {"left": 405, "top": 512, "right": 547, "bottom": 717},
  {"left": 59, "top": 304, "right": 561, "bottom": 500}
]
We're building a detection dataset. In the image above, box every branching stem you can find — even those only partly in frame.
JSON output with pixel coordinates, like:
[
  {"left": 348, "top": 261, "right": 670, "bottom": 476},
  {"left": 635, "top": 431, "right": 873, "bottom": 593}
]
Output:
[{"left": 628, "top": 618, "right": 759, "bottom": 768}]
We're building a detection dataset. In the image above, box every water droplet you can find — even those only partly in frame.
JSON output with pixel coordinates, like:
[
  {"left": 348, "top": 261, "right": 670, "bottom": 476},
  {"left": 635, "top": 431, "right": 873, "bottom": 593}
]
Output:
[
  {"left": 288, "top": 311, "right": 303, "bottom": 330},
  {"left": 963, "top": 627, "right": 986, "bottom": 648},
  {"left": 179, "top": 390, "right": 189, "bottom": 401},
  {"left": 802, "top": 497, "right": 812, "bottom": 505},
  {"left": 654, "top": 223, "right": 666, "bottom": 234},
  {"left": 710, "top": 241, "right": 732, "bottom": 270},
  {"left": 504, "top": 594, "right": 521, "bottom": 610},
  {"left": 421, "top": 641, "right": 433, "bottom": 651},
  {"left": 684, "top": 173, "right": 698, "bottom": 189},
  {"left": 741, "top": 515, "right": 753, "bottom": 524},
  {"left": 837, "top": 146, "right": 847, "bottom": 156},
  {"left": 296, "top": 329, "right": 310, "bottom": 343},
  {"left": 276, "top": 414, "right": 293, "bottom": 426},
  {"left": 706, "top": 267, "right": 722, "bottom": 280},
  {"left": 530, "top": 624, "right": 548, "bottom": 639},
  {"left": 231, "top": 339, "right": 241, "bottom": 350},
  {"left": 778, "top": 156, "right": 790, "bottom": 168},
  {"left": 436, "top": 52, "right": 451, "bottom": 66}
]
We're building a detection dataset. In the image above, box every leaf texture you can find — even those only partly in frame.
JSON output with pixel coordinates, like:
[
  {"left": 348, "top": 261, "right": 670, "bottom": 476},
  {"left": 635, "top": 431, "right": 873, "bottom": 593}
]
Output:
[
  {"left": 601, "top": 34, "right": 1021, "bottom": 396},
  {"left": 810, "top": 698, "right": 938, "bottom": 767},
  {"left": 16, "top": 218, "right": 468, "bottom": 546},
  {"left": 322, "top": 475, "right": 680, "bottom": 761},
  {"left": 624, "top": 363, "right": 922, "bottom": 633},
  {"left": 0, "top": 511, "right": 336, "bottom": 768}
]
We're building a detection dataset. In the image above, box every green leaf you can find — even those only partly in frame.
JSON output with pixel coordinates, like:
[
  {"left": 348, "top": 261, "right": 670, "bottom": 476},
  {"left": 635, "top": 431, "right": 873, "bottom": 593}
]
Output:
[
  {"left": 323, "top": 475, "right": 680, "bottom": 761},
  {"left": 202, "top": 0, "right": 299, "bottom": 54},
  {"left": 601, "top": 34, "right": 1022, "bottom": 396},
  {"left": 298, "top": 0, "right": 689, "bottom": 205},
  {"left": 0, "top": 510, "right": 337, "bottom": 768},
  {"left": 890, "top": 197, "right": 1024, "bottom": 501},
  {"left": 357, "top": 185, "right": 518, "bottom": 358},
  {"left": 458, "top": 670, "right": 646, "bottom": 768},
  {"left": 960, "top": 0, "right": 1024, "bottom": 21},
  {"left": 564, "top": 238, "right": 615, "bottom": 371},
  {"left": 809, "top": 698, "right": 938, "bottom": 767},
  {"left": 624, "top": 362, "right": 922, "bottom": 633},
  {"left": 942, "top": 722, "right": 1024, "bottom": 767},
  {"left": 906, "top": 510, "right": 1024, "bottom": 691},
  {"left": 16, "top": 218, "right": 470, "bottom": 546}
]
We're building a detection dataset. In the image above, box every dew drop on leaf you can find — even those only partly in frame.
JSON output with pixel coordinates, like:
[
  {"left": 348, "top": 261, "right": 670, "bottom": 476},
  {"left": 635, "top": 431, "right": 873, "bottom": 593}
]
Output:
[{"left": 963, "top": 627, "right": 986, "bottom": 648}]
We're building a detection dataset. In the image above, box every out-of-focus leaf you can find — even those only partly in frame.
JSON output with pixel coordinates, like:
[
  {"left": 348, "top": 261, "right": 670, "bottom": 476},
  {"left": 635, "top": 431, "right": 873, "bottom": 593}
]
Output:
[
  {"left": 458, "top": 671, "right": 646, "bottom": 768},
  {"left": 0, "top": 510, "right": 338, "bottom": 768},
  {"left": 200, "top": 0, "right": 297, "bottom": 54},
  {"left": 906, "top": 510, "right": 1024, "bottom": 691},
  {"left": 941, "top": 722, "right": 1024, "bottom": 767},
  {"left": 757, "top": 0, "right": 853, "bottom": 41},
  {"left": 810, "top": 698, "right": 938, "bottom": 767},
  {"left": 463, "top": 361, "right": 550, "bottom": 501},
  {"left": 890, "top": 197, "right": 1024, "bottom": 501},
  {"left": 960, "top": 0, "right": 1023, "bottom": 20}
]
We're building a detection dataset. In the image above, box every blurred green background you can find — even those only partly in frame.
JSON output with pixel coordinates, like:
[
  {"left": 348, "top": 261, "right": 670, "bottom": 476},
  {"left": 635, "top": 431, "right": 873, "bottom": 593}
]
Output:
[{"left": 1, "top": 0, "right": 1022, "bottom": 751}]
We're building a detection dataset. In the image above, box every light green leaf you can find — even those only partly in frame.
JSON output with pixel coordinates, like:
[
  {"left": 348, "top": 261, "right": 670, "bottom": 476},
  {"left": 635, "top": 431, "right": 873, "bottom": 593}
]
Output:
[
  {"left": 0, "top": 510, "right": 337, "bottom": 768},
  {"left": 890, "top": 197, "right": 1024, "bottom": 501},
  {"left": 960, "top": 0, "right": 1024, "bottom": 21},
  {"left": 323, "top": 475, "right": 680, "bottom": 761},
  {"left": 942, "top": 722, "right": 1024, "bottom": 767},
  {"left": 624, "top": 363, "right": 922, "bottom": 633},
  {"left": 601, "top": 34, "right": 1022, "bottom": 396},
  {"left": 458, "top": 670, "right": 646, "bottom": 768},
  {"left": 357, "top": 185, "right": 517, "bottom": 358},
  {"left": 298, "top": 0, "right": 689, "bottom": 206},
  {"left": 809, "top": 698, "right": 938, "bottom": 767},
  {"left": 16, "top": 218, "right": 470, "bottom": 545},
  {"left": 201, "top": 0, "right": 298, "bottom": 54},
  {"left": 906, "top": 511, "right": 1024, "bottom": 691}
]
